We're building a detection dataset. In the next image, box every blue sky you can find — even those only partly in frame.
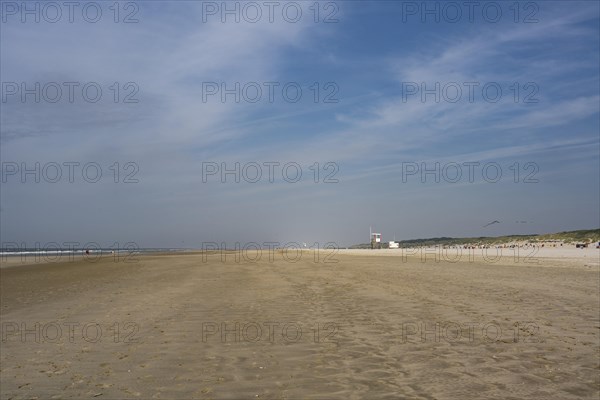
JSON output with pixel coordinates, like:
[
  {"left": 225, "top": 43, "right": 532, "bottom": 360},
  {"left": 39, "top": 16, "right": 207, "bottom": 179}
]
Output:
[{"left": 1, "top": 1, "right": 599, "bottom": 247}]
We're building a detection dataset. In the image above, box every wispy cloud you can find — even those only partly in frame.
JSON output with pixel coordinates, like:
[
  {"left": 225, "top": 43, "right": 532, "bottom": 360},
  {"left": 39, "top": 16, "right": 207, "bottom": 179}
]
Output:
[{"left": 1, "top": 1, "right": 598, "bottom": 246}]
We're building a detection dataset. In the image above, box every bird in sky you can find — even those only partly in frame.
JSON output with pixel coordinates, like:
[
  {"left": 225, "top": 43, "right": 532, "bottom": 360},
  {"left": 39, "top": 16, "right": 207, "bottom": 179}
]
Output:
[{"left": 483, "top": 220, "right": 500, "bottom": 227}]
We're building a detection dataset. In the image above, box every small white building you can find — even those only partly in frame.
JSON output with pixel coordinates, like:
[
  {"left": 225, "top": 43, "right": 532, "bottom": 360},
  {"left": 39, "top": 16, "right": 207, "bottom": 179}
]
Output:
[{"left": 389, "top": 241, "right": 399, "bottom": 249}]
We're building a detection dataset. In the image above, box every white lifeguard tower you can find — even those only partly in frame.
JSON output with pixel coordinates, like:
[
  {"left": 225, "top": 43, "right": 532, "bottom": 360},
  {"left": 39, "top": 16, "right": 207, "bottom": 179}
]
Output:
[{"left": 370, "top": 227, "right": 381, "bottom": 249}]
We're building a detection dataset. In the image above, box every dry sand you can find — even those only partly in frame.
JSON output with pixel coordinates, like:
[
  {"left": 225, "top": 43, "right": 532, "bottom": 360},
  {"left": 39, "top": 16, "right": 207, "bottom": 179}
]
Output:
[{"left": 1, "top": 249, "right": 599, "bottom": 399}]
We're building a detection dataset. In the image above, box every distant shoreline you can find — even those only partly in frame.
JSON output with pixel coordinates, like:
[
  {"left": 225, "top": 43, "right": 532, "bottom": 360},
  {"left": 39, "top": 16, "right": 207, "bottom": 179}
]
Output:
[{"left": 350, "top": 228, "right": 600, "bottom": 249}]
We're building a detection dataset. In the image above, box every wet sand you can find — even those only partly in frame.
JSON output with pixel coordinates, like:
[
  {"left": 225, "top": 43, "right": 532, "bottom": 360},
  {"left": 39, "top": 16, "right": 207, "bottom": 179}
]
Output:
[{"left": 1, "top": 250, "right": 599, "bottom": 399}]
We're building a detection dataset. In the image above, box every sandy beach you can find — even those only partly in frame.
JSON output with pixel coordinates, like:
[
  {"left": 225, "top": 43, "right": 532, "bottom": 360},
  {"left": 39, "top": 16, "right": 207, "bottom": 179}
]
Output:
[{"left": 1, "top": 249, "right": 599, "bottom": 399}]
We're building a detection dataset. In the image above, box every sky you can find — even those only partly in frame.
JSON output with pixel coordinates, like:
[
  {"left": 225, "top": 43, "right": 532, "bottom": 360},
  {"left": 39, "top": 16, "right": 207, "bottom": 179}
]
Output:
[{"left": 1, "top": 0, "right": 599, "bottom": 248}]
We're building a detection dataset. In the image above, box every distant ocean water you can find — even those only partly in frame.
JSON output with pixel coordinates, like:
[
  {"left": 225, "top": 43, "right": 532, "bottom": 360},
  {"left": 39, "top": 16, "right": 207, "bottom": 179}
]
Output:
[{"left": 0, "top": 248, "right": 193, "bottom": 258}]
